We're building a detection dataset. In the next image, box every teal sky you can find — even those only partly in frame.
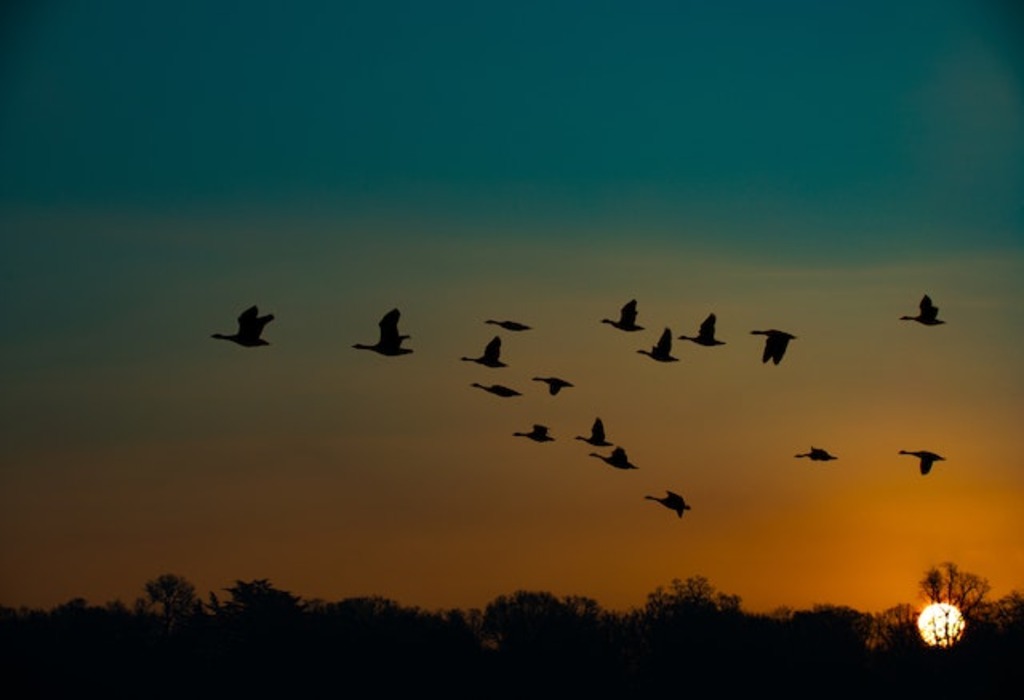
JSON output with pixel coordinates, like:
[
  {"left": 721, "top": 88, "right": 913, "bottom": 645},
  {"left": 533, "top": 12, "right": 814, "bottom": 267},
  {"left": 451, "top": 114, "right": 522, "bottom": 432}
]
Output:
[
  {"left": 3, "top": 1, "right": 1021, "bottom": 245},
  {"left": 2, "top": 1, "right": 1022, "bottom": 612}
]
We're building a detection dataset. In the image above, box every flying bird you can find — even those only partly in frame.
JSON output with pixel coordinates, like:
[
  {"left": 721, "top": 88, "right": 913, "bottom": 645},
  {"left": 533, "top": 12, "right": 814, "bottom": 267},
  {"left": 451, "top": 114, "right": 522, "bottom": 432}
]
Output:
[
  {"left": 462, "top": 336, "right": 506, "bottom": 368},
  {"left": 795, "top": 447, "right": 838, "bottom": 461},
  {"left": 575, "top": 418, "right": 612, "bottom": 447},
  {"left": 638, "top": 328, "right": 679, "bottom": 363},
  {"left": 486, "top": 319, "right": 531, "bottom": 331},
  {"left": 899, "top": 449, "right": 945, "bottom": 475},
  {"left": 678, "top": 313, "right": 726, "bottom": 346},
  {"left": 601, "top": 299, "right": 644, "bottom": 331},
  {"left": 645, "top": 490, "right": 692, "bottom": 518},
  {"left": 900, "top": 294, "right": 945, "bottom": 326},
  {"left": 513, "top": 424, "right": 554, "bottom": 442},
  {"left": 353, "top": 308, "right": 413, "bottom": 356},
  {"left": 470, "top": 382, "right": 522, "bottom": 398},
  {"left": 211, "top": 305, "right": 274, "bottom": 347},
  {"left": 590, "top": 446, "right": 638, "bottom": 470},
  {"left": 750, "top": 329, "right": 796, "bottom": 365},
  {"left": 532, "top": 376, "right": 574, "bottom": 395}
]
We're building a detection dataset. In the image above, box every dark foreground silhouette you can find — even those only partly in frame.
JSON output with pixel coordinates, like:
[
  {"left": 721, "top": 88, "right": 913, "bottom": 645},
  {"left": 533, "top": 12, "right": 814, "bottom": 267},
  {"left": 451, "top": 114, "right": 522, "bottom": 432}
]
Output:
[{"left": 2, "top": 573, "right": 1021, "bottom": 699}]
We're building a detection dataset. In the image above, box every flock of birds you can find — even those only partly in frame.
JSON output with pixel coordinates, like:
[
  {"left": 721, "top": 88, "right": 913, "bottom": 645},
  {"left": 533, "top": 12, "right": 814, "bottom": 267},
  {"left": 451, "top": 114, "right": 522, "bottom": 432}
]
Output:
[{"left": 211, "top": 293, "right": 949, "bottom": 519}]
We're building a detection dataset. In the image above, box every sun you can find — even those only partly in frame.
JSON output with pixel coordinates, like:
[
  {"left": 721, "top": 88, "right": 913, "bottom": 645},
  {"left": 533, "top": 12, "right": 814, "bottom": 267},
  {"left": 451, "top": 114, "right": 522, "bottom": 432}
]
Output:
[{"left": 917, "top": 603, "right": 966, "bottom": 647}]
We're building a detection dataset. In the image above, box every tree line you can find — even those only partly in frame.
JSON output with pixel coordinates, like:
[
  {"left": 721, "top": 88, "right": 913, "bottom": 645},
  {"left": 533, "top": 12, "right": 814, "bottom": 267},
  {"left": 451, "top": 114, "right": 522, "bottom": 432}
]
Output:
[{"left": 2, "top": 564, "right": 1021, "bottom": 699}]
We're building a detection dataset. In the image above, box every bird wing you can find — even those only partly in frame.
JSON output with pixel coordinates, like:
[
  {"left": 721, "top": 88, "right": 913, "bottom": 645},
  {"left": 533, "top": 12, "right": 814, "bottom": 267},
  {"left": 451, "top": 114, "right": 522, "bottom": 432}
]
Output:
[
  {"left": 621, "top": 300, "right": 638, "bottom": 325},
  {"left": 238, "top": 305, "right": 259, "bottom": 324},
  {"left": 920, "top": 457, "right": 934, "bottom": 475},
  {"left": 656, "top": 328, "right": 673, "bottom": 353},
  {"left": 483, "top": 336, "right": 502, "bottom": 361},
  {"left": 766, "top": 335, "right": 789, "bottom": 363},
  {"left": 920, "top": 295, "right": 939, "bottom": 321},
  {"left": 237, "top": 305, "right": 272, "bottom": 338},
  {"left": 378, "top": 308, "right": 403, "bottom": 344},
  {"left": 592, "top": 419, "right": 606, "bottom": 443},
  {"left": 699, "top": 314, "right": 717, "bottom": 338}
]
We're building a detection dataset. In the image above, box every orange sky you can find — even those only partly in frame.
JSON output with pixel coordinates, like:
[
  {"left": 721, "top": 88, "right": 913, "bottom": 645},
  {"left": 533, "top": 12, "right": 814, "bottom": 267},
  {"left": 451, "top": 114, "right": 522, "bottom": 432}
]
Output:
[{"left": 2, "top": 221, "right": 1022, "bottom": 614}]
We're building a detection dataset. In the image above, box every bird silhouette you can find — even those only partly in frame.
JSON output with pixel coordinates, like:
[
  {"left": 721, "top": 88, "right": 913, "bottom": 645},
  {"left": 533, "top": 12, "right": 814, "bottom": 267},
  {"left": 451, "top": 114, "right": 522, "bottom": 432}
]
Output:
[
  {"left": 486, "top": 319, "right": 531, "bottom": 331},
  {"left": 899, "top": 449, "right": 945, "bottom": 475},
  {"left": 462, "top": 336, "right": 506, "bottom": 367},
  {"left": 212, "top": 305, "right": 274, "bottom": 347},
  {"left": 678, "top": 313, "right": 726, "bottom": 346},
  {"left": 532, "top": 376, "right": 574, "bottom": 395},
  {"left": 601, "top": 299, "right": 644, "bottom": 331},
  {"left": 513, "top": 424, "right": 554, "bottom": 442},
  {"left": 638, "top": 328, "right": 679, "bottom": 362},
  {"left": 353, "top": 308, "right": 413, "bottom": 356},
  {"left": 750, "top": 329, "right": 796, "bottom": 365},
  {"left": 470, "top": 382, "right": 522, "bottom": 398},
  {"left": 795, "top": 447, "right": 838, "bottom": 461},
  {"left": 590, "top": 446, "right": 638, "bottom": 470},
  {"left": 645, "top": 490, "right": 691, "bottom": 518},
  {"left": 900, "top": 295, "right": 945, "bottom": 326},
  {"left": 575, "top": 418, "right": 613, "bottom": 446}
]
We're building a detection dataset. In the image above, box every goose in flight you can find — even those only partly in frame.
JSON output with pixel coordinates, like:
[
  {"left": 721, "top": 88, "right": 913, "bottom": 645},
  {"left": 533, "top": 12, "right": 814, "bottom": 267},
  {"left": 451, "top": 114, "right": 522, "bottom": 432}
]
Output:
[
  {"left": 353, "top": 308, "right": 413, "bottom": 356},
  {"left": 678, "top": 313, "right": 726, "bottom": 346},
  {"left": 645, "top": 490, "right": 692, "bottom": 518},
  {"left": 590, "top": 446, "right": 638, "bottom": 470},
  {"left": 513, "top": 424, "right": 555, "bottom": 442},
  {"left": 750, "top": 329, "right": 796, "bottom": 365},
  {"left": 795, "top": 447, "right": 838, "bottom": 462},
  {"left": 899, "top": 449, "right": 945, "bottom": 475},
  {"left": 638, "top": 328, "right": 679, "bottom": 363},
  {"left": 575, "top": 418, "right": 612, "bottom": 447},
  {"left": 602, "top": 299, "right": 644, "bottom": 331},
  {"left": 486, "top": 319, "right": 531, "bottom": 331},
  {"left": 470, "top": 382, "right": 522, "bottom": 398},
  {"left": 900, "top": 295, "right": 945, "bottom": 326},
  {"left": 532, "top": 376, "right": 574, "bottom": 395},
  {"left": 212, "top": 305, "right": 274, "bottom": 347},
  {"left": 462, "top": 336, "right": 506, "bottom": 368}
]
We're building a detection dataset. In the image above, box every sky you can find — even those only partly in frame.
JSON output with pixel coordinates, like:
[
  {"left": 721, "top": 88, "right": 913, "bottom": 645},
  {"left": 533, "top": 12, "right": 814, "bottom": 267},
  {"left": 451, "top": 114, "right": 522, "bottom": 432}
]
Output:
[{"left": 2, "top": 0, "right": 1022, "bottom": 615}]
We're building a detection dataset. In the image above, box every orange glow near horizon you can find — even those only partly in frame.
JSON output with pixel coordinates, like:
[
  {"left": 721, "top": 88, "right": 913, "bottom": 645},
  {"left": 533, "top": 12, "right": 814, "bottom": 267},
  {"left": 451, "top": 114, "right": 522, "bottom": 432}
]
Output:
[{"left": 1, "top": 220, "right": 1023, "bottom": 616}]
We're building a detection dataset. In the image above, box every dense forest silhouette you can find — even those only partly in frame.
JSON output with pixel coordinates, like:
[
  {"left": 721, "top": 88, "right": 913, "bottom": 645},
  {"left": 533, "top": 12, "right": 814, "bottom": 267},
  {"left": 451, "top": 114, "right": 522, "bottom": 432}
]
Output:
[{"left": 2, "top": 565, "right": 1021, "bottom": 699}]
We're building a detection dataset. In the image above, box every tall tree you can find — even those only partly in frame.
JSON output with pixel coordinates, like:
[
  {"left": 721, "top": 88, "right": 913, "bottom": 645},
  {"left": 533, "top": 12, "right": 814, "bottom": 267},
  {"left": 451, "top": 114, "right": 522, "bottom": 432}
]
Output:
[
  {"left": 142, "top": 573, "right": 197, "bottom": 634},
  {"left": 918, "top": 562, "right": 991, "bottom": 619}
]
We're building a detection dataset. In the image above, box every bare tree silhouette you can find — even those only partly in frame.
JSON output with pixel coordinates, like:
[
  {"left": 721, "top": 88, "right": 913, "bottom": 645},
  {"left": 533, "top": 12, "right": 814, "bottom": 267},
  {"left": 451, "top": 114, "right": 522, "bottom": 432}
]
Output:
[
  {"left": 142, "top": 573, "right": 197, "bottom": 635},
  {"left": 919, "top": 562, "right": 991, "bottom": 619}
]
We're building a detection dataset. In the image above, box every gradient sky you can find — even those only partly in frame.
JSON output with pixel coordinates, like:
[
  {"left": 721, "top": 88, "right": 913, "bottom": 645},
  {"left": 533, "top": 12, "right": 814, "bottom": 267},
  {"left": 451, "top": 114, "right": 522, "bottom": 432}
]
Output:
[{"left": 2, "top": 0, "right": 1022, "bottom": 614}]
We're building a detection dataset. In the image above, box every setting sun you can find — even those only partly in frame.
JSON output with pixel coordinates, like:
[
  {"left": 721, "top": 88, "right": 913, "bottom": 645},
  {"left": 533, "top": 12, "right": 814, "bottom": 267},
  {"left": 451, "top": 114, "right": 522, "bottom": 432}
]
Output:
[{"left": 918, "top": 603, "right": 966, "bottom": 648}]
